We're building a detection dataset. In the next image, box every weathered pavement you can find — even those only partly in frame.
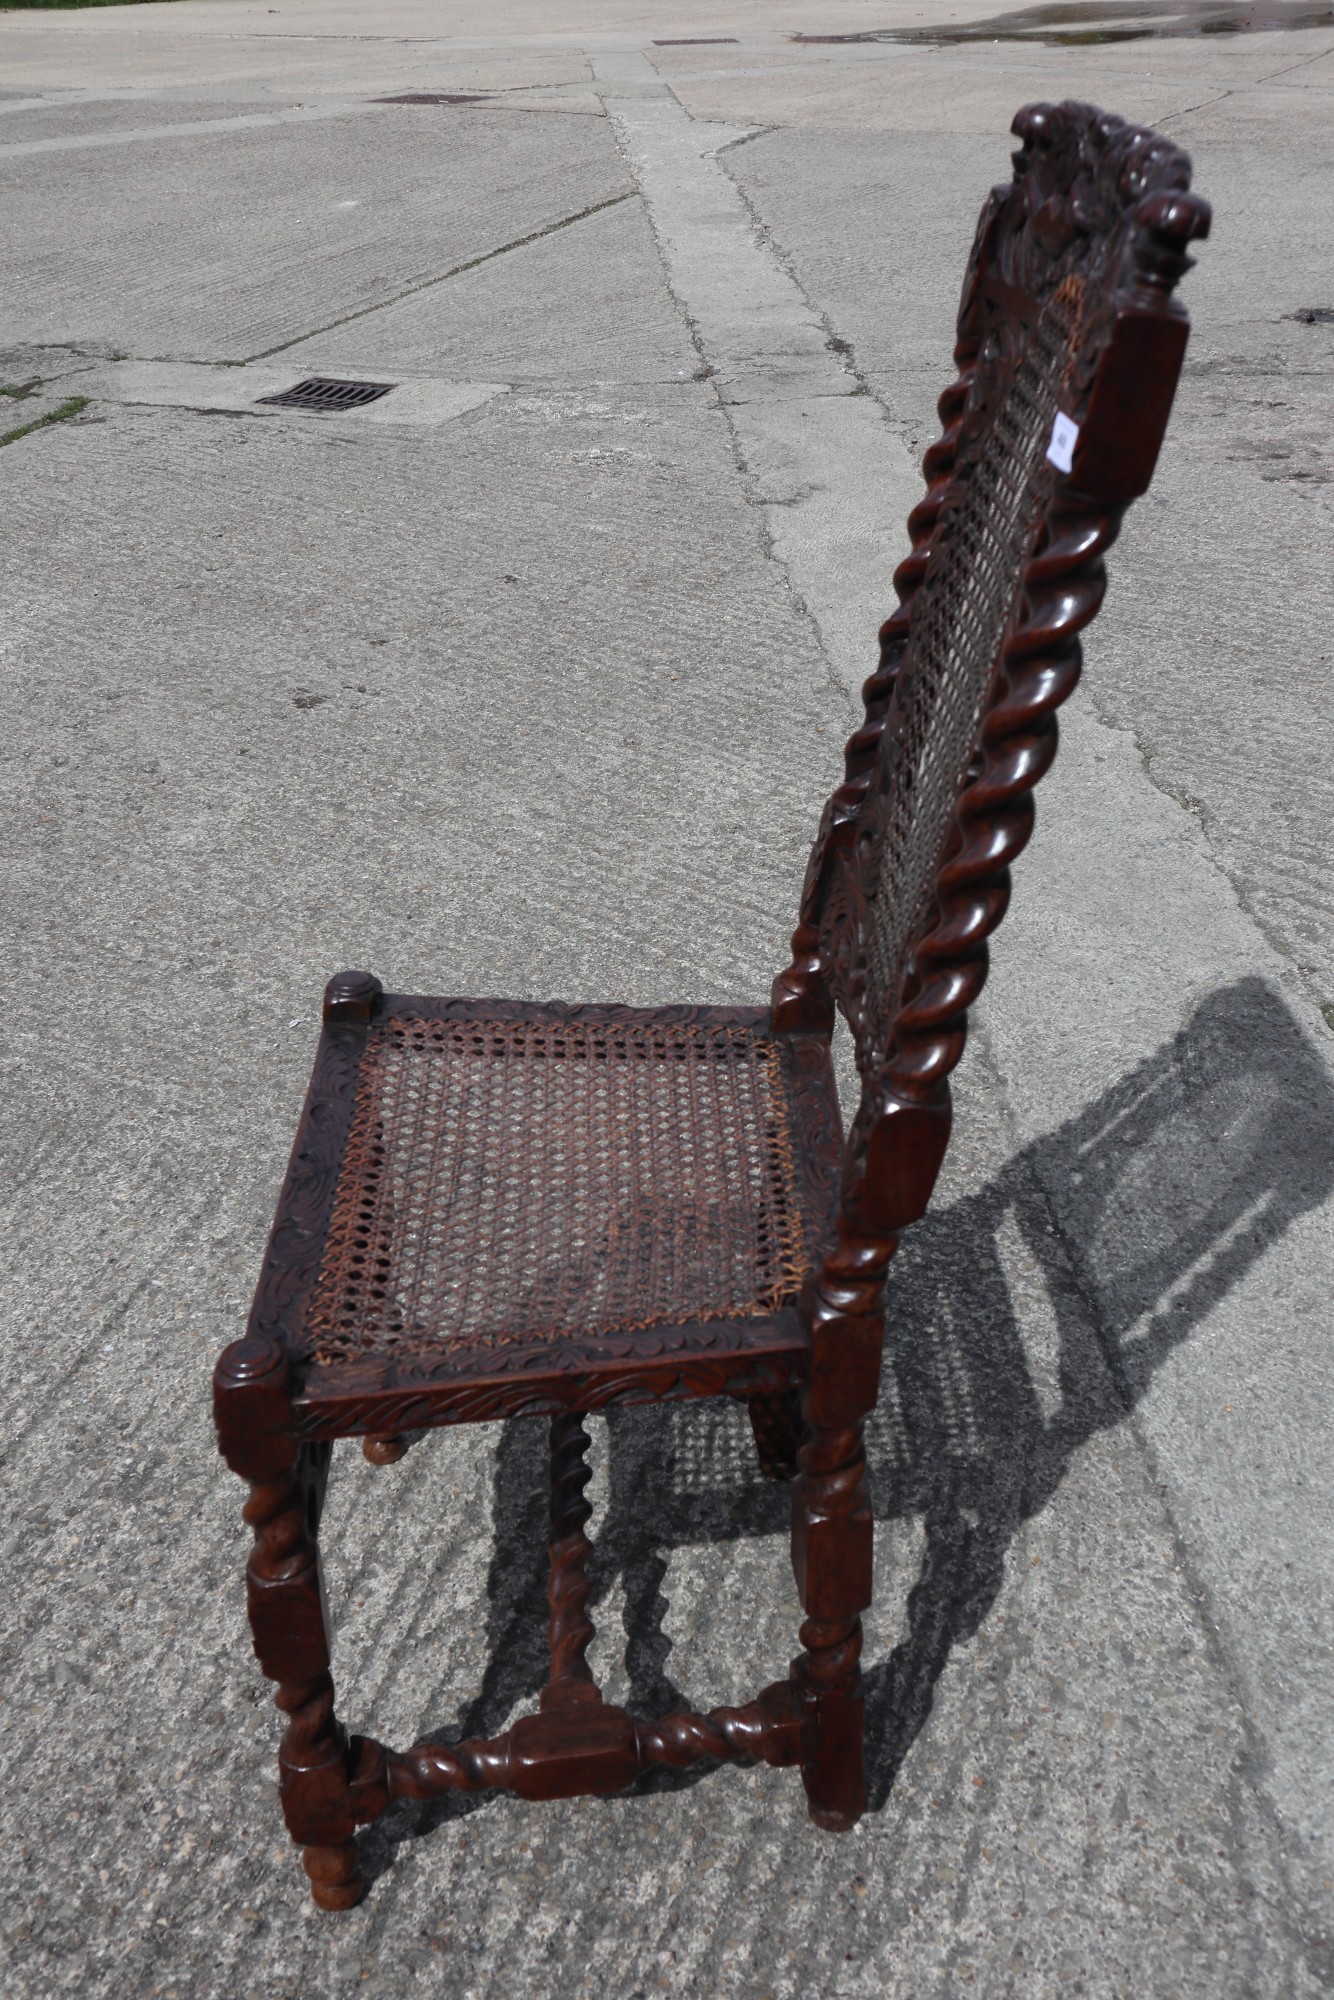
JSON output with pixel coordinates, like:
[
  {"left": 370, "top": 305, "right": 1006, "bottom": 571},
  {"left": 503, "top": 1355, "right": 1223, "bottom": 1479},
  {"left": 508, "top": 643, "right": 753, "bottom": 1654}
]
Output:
[{"left": 1, "top": 4, "right": 1332, "bottom": 1996}]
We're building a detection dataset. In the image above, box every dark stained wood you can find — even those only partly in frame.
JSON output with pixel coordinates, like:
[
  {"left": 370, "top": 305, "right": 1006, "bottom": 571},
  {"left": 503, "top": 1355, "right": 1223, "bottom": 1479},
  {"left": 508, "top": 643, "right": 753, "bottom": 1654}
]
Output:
[
  {"left": 746, "top": 1385, "right": 803, "bottom": 1482},
  {"left": 510, "top": 1703, "right": 642, "bottom": 1801},
  {"left": 214, "top": 99, "right": 1209, "bottom": 1906},
  {"left": 244, "top": 1001, "right": 842, "bottom": 1438},
  {"left": 343, "top": 1681, "right": 807, "bottom": 1821},
  {"left": 542, "top": 1413, "right": 597, "bottom": 1705},
  {"left": 360, "top": 1434, "right": 408, "bottom": 1465},
  {"left": 297, "top": 1338, "right": 804, "bottom": 1437}
]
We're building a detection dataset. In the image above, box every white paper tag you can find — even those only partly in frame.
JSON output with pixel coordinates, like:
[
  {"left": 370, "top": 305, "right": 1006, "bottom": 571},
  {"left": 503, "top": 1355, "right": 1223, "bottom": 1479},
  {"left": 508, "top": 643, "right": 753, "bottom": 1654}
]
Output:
[{"left": 1046, "top": 410, "right": 1079, "bottom": 475}]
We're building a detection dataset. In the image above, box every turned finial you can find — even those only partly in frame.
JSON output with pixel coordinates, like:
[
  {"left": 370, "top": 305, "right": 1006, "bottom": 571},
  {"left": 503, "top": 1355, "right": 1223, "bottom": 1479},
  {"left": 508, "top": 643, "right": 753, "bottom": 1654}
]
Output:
[
  {"left": 1133, "top": 187, "right": 1211, "bottom": 296},
  {"left": 322, "top": 970, "right": 383, "bottom": 1026}
]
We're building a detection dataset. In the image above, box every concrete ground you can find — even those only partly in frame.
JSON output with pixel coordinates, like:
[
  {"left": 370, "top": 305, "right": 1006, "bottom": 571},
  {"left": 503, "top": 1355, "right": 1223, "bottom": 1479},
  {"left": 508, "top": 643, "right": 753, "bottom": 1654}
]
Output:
[{"left": 1, "top": 3, "right": 1332, "bottom": 1996}]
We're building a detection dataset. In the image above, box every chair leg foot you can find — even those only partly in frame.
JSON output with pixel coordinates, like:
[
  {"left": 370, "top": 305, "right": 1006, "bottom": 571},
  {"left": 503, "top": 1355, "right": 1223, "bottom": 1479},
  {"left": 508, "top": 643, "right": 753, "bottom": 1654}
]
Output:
[
  {"left": 302, "top": 1839, "right": 365, "bottom": 1911},
  {"left": 791, "top": 1410, "right": 872, "bottom": 1833},
  {"left": 362, "top": 1434, "right": 407, "bottom": 1465},
  {"left": 799, "top": 1674, "right": 866, "bottom": 1831}
]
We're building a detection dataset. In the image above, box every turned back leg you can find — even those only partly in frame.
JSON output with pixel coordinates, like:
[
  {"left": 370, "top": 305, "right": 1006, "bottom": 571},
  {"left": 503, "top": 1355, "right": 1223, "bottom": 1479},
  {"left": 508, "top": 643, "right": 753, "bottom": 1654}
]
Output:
[
  {"left": 790, "top": 1412, "right": 872, "bottom": 1829},
  {"left": 544, "top": 1412, "right": 597, "bottom": 1706},
  {"left": 747, "top": 1386, "right": 802, "bottom": 1482},
  {"left": 788, "top": 1240, "right": 887, "bottom": 1832}
]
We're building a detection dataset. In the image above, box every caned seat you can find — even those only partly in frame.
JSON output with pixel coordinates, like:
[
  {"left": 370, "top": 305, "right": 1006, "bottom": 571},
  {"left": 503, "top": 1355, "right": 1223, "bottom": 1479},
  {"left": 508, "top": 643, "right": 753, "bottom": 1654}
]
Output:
[
  {"left": 214, "top": 100, "right": 1210, "bottom": 1913},
  {"left": 292, "top": 999, "right": 841, "bottom": 1422}
]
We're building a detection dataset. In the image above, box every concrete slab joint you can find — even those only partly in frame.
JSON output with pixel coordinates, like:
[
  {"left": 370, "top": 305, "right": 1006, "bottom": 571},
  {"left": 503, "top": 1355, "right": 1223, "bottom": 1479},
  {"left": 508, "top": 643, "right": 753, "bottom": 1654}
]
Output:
[{"left": 588, "top": 47, "right": 925, "bottom": 714}]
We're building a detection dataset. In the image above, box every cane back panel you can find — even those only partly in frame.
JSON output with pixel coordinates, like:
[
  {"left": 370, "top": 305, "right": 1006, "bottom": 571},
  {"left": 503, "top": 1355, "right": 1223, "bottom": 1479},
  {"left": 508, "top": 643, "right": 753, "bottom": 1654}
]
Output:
[
  {"left": 796, "top": 102, "right": 1209, "bottom": 1191},
  {"left": 861, "top": 279, "right": 1080, "bottom": 1037}
]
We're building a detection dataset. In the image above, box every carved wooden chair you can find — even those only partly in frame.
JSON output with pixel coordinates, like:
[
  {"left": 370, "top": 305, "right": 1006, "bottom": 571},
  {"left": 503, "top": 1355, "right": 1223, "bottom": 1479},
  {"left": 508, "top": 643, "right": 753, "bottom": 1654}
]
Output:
[{"left": 214, "top": 101, "right": 1209, "bottom": 1910}]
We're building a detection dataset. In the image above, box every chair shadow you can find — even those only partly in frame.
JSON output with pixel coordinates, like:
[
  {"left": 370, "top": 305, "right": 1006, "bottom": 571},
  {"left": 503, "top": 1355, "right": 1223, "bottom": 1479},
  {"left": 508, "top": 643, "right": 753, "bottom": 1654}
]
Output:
[{"left": 359, "top": 975, "right": 1334, "bottom": 1874}]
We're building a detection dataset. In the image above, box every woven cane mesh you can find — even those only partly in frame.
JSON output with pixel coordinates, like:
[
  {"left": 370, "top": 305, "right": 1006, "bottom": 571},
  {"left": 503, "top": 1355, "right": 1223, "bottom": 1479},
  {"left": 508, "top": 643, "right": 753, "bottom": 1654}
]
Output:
[
  {"left": 303, "top": 1015, "right": 812, "bottom": 1367},
  {"left": 863, "top": 283, "right": 1081, "bottom": 1041}
]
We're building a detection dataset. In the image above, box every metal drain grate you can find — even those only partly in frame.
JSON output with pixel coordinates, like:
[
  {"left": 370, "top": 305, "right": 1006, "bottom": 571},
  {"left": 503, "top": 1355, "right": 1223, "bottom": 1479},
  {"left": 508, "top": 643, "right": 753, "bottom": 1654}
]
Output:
[
  {"left": 375, "top": 92, "right": 489, "bottom": 105},
  {"left": 258, "top": 377, "right": 396, "bottom": 413}
]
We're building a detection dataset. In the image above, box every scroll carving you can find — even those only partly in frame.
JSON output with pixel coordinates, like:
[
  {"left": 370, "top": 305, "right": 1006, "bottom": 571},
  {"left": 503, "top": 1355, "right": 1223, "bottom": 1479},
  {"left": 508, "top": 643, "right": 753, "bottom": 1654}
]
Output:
[{"left": 291, "top": 1347, "right": 801, "bottom": 1441}]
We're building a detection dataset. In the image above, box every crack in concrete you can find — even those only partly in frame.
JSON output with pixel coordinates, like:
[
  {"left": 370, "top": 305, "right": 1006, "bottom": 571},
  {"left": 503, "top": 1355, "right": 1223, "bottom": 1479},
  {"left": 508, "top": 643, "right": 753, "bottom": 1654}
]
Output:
[
  {"left": 1085, "top": 682, "right": 1331, "bottom": 1011},
  {"left": 594, "top": 117, "right": 851, "bottom": 710},
  {"left": 0, "top": 393, "right": 91, "bottom": 452},
  {"left": 0, "top": 98, "right": 380, "bottom": 161},
  {"left": 244, "top": 191, "right": 636, "bottom": 362},
  {"left": 1156, "top": 88, "right": 1235, "bottom": 125},
  {"left": 1157, "top": 42, "right": 1334, "bottom": 127},
  {"left": 709, "top": 122, "right": 779, "bottom": 157},
  {"left": 717, "top": 142, "right": 924, "bottom": 465},
  {"left": 1253, "top": 38, "right": 1334, "bottom": 81}
]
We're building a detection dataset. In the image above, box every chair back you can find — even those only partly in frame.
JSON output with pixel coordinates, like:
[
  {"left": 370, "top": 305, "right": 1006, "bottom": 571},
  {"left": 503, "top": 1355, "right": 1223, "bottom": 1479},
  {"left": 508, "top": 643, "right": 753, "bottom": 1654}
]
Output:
[{"left": 775, "top": 100, "right": 1210, "bottom": 1245}]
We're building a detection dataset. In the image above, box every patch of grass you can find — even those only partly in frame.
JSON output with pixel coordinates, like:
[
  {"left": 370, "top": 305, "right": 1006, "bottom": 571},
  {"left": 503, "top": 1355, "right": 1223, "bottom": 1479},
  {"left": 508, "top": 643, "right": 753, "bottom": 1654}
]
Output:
[
  {"left": 1322, "top": 1002, "right": 1334, "bottom": 1035},
  {"left": 1, "top": 1, "right": 180, "bottom": 9},
  {"left": 0, "top": 394, "right": 90, "bottom": 449},
  {"left": 2, "top": 1, "right": 181, "bottom": 10}
]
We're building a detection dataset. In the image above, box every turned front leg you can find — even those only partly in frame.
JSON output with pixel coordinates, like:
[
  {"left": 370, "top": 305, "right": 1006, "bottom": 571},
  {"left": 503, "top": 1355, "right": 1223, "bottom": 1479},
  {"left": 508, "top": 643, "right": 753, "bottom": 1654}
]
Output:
[
  {"left": 245, "top": 1452, "right": 362, "bottom": 1909},
  {"left": 215, "top": 1337, "right": 362, "bottom": 1911}
]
